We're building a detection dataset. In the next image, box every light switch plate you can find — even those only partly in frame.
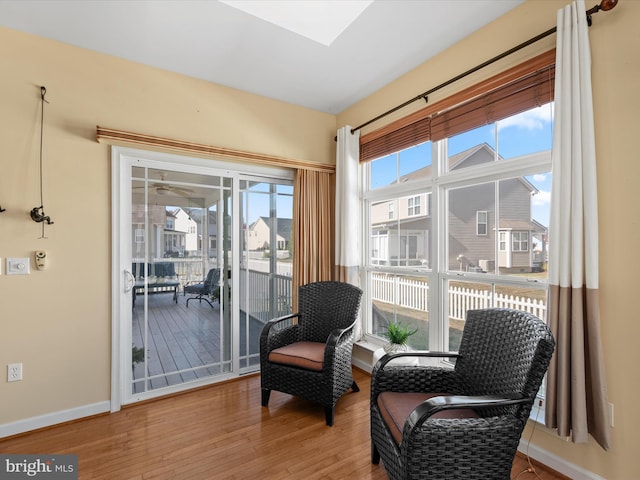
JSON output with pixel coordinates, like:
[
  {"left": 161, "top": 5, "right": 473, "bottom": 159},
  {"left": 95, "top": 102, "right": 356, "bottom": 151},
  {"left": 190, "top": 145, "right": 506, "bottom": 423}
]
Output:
[{"left": 6, "top": 257, "right": 30, "bottom": 275}]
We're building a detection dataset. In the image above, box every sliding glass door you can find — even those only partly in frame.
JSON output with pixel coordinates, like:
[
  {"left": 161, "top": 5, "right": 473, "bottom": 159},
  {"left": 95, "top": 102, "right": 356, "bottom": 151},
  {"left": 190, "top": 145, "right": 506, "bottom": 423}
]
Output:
[{"left": 112, "top": 147, "right": 294, "bottom": 407}]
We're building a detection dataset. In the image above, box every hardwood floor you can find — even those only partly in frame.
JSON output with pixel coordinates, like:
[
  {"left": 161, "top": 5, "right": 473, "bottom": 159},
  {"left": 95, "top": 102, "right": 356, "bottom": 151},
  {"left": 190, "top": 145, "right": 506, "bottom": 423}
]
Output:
[{"left": 0, "top": 369, "right": 567, "bottom": 479}]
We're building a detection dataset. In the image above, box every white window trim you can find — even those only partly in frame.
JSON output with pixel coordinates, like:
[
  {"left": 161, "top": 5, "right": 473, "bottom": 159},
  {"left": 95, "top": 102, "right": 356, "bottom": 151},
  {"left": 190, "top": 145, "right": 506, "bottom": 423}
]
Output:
[{"left": 477, "top": 210, "right": 488, "bottom": 236}]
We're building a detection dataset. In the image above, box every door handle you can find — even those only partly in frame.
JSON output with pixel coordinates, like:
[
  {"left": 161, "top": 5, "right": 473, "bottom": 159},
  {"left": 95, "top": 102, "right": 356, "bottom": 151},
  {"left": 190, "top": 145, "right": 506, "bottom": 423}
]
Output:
[{"left": 124, "top": 269, "right": 135, "bottom": 293}]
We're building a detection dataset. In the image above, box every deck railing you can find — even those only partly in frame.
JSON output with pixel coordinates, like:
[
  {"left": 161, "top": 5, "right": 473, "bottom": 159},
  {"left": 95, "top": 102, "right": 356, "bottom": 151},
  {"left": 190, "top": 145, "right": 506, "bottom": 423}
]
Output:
[
  {"left": 239, "top": 269, "right": 292, "bottom": 323},
  {"left": 134, "top": 260, "right": 545, "bottom": 322}
]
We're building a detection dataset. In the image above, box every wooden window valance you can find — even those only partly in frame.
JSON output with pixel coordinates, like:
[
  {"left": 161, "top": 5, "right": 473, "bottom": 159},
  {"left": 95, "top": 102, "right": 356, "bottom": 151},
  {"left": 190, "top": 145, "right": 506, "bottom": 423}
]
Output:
[
  {"left": 96, "top": 126, "right": 335, "bottom": 174},
  {"left": 360, "top": 49, "right": 556, "bottom": 163}
]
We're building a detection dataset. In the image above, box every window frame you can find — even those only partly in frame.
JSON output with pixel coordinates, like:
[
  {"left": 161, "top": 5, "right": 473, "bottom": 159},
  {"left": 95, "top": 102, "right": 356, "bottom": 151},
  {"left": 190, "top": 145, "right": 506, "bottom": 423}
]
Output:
[
  {"left": 407, "top": 195, "right": 421, "bottom": 216},
  {"left": 512, "top": 231, "right": 530, "bottom": 252},
  {"left": 476, "top": 211, "right": 488, "bottom": 236},
  {"left": 362, "top": 120, "right": 552, "bottom": 354}
]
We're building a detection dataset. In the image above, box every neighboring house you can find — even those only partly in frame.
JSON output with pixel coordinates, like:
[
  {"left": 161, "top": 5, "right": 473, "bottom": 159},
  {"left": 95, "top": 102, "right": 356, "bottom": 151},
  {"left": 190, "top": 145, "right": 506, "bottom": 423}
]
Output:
[
  {"left": 163, "top": 208, "right": 198, "bottom": 257},
  {"left": 247, "top": 217, "right": 292, "bottom": 252},
  {"left": 370, "top": 143, "right": 548, "bottom": 274}
]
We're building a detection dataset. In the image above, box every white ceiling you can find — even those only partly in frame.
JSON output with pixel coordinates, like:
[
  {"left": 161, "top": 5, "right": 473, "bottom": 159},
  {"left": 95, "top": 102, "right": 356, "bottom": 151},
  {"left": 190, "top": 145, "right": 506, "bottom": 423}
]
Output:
[{"left": 0, "top": 0, "right": 524, "bottom": 114}]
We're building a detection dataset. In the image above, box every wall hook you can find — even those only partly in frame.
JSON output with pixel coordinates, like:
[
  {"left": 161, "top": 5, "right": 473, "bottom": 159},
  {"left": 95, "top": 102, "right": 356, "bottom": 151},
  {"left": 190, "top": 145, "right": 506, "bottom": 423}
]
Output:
[{"left": 0, "top": 205, "right": 6, "bottom": 213}]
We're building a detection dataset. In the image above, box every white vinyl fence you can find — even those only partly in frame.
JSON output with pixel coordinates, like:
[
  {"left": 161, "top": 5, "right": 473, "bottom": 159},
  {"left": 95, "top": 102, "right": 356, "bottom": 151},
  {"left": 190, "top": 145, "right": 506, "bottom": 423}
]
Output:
[{"left": 371, "top": 272, "right": 547, "bottom": 321}]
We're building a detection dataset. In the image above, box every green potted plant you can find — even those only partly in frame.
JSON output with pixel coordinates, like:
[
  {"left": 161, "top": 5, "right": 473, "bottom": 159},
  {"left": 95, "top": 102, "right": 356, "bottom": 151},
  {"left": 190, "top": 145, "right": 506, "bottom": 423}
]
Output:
[{"left": 382, "top": 321, "right": 418, "bottom": 353}]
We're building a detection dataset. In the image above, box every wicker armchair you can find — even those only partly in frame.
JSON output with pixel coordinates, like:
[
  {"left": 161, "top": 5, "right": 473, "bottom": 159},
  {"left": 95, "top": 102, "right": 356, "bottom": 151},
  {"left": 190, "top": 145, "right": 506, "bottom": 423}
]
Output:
[
  {"left": 260, "top": 281, "right": 363, "bottom": 426},
  {"left": 371, "top": 308, "right": 555, "bottom": 480}
]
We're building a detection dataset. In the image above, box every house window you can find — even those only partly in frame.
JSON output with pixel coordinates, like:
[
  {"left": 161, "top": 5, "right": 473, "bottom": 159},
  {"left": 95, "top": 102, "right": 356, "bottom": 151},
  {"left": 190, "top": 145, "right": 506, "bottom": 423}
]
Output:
[
  {"left": 512, "top": 231, "right": 529, "bottom": 252},
  {"left": 135, "top": 228, "right": 144, "bottom": 243},
  {"left": 388, "top": 202, "right": 394, "bottom": 219},
  {"left": 477, "top": 211, "right": 488, "bottom": 235},
  {"left": 499, "top": 232, "right": 507, "bottom": 251},
  {"left": 408, "top": 196, "right": 421, "bottom": 216}
]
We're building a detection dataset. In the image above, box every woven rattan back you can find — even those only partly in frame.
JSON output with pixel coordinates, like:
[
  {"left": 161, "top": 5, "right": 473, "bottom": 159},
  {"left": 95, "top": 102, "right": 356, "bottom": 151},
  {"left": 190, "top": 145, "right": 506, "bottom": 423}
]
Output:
[
  {"left": 455, "top": 308, "right": 555, "bottom": 402},
  {"left": 297, "top": 281, "right": 362, "bottom": 343}
]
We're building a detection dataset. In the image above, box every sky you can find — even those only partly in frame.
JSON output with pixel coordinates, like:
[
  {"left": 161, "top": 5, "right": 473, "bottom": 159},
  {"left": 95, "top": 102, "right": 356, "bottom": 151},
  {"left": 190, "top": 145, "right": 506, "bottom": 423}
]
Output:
[{"left": 371, "top": 103, "right": 554, "bottom": 227}]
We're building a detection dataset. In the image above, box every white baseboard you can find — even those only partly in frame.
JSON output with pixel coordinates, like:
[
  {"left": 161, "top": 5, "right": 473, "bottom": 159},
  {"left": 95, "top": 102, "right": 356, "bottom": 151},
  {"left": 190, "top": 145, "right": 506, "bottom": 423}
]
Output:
[
  {"left": 518, "top": 438, "right": 604, "bottom": 480},
  {"left": 0, "top": 401, "right": 110, "bottom": 439},
  {"left": 352, "top": 356, "right": 373, "bottom": 374}
]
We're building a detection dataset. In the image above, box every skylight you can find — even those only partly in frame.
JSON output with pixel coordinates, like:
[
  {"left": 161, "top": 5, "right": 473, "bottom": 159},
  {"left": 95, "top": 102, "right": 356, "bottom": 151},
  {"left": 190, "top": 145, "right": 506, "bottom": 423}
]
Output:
[{"left": 219, "top": 0, "right": 374, "bottom": 46}]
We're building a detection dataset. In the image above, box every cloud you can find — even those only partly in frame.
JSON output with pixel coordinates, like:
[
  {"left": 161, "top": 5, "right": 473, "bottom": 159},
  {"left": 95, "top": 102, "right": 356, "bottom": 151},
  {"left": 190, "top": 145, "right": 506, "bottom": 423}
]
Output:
[
  {"left": 496, "top": 104, "right": 554, "bottom": 131},
  {"left": 531, "top": 190, "right": 551, "bottom": 207},
  {"left": 532, "top": 173, "right": 547, "bottom": 182}
]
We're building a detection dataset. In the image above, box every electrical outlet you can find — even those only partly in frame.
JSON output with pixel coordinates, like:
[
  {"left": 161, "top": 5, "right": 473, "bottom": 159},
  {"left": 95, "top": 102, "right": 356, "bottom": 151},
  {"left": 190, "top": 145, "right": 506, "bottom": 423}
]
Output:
[{"left": 8, "top": 363, "right": 22, "bottom": 382}]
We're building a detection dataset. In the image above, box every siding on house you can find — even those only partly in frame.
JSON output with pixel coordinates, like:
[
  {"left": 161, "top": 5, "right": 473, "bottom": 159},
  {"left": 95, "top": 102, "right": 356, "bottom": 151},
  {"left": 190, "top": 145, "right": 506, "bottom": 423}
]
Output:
[{"left": 371, "top": 143, "right": 544, "bottom": 272}]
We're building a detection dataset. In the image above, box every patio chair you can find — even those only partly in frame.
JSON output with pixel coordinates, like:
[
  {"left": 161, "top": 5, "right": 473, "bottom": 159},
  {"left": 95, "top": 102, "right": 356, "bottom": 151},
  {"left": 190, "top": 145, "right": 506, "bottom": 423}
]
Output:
[
  {"left": 260, "top": 281, "right": 363, "bottom": 426},
  {"left": 370, "top": 308, "right": 555, "bottom": 480},
  {"left": 184, "top": 268, "right": 220, "bottom": 308}
]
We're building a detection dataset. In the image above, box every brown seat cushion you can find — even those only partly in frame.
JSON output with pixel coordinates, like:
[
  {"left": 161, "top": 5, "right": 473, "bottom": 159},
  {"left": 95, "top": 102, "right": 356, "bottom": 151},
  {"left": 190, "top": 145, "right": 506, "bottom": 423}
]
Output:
[
  {"left": 377, "top": 392, "right": 480, "bottom": 444},
  {"left": 268, "top": 341, "right": 325, "bottom": 371}
]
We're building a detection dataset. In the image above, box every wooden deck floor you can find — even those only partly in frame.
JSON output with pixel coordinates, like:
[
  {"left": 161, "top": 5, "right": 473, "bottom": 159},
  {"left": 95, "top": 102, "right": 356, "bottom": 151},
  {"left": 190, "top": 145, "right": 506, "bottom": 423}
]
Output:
[{"left": 132, "top": 294, "right": 262, "bottom": 393}]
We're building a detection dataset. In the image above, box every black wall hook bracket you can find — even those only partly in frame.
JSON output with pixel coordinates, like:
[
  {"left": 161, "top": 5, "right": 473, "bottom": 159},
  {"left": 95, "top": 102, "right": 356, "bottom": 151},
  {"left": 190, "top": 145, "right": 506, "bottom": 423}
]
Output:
[
  {"left": 30, "top": 206, "right": 54, "bottom": 224},
  {"left": 0, "top": 205, "right": 6, "bottom": 213}
]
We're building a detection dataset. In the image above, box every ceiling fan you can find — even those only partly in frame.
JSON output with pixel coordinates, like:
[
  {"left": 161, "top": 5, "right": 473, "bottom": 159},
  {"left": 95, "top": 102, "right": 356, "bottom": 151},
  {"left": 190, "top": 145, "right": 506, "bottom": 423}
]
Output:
[{"left": 133, "top": 172, "right": 194, "bottom": 197}]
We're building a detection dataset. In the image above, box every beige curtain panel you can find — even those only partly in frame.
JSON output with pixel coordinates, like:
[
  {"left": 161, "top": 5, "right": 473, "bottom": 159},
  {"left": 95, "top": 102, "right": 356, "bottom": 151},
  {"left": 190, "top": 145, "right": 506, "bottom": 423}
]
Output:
[
  {"left": 545, "top": 0, "right": 610, "bottom": 450},
  {"left": 292, "top": 169, "right": 334, "bottom": 311}
]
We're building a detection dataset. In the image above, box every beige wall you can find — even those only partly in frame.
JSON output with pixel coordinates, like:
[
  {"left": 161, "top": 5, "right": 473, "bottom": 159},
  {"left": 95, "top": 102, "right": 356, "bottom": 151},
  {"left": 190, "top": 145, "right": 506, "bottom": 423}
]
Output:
[
  {"left": 0, "top": 27, "right": 335, "bottom": 424},
  {"left": 342, "top": 1, "right": 639, "bottom": 478},
  {"left": 2, "top": 0, "right": 639, "bottom": 477}
]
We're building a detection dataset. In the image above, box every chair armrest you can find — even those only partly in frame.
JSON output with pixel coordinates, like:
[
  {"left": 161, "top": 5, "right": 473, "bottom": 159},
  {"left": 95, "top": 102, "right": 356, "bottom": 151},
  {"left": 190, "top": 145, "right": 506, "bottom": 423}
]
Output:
[
  {"left": 374, "top": 351, "right": 459, "bottom": 373},
  {"left": 406, "top": 393, "right": 529, "bottom": 430},
  {"left": 322, "top": 321, "right": 357, "bottom": 366},
  {"left": 260, "top": 313, "right": 301, "bottom": 352},
  {"left": 371, "top": 351, "right": 461, "bottom": 396},
  {"left": 326, "top": 320, "right": 356, "bottom": 348}
]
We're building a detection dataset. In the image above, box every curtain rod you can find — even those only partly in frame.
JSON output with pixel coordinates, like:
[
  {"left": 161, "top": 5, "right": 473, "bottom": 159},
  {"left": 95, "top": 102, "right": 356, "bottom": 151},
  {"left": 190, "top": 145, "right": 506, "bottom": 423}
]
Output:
[{"left": 344, "top": 0, "right": 618, "bottom": 137}]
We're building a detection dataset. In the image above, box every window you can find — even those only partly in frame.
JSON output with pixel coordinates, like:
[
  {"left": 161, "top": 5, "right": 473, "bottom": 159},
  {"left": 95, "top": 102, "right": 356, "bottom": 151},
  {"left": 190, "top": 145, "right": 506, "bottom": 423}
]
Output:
[
  {"left": 477, "top": 211, "right": 488, "bottom": 235},
  {"left": 499, "top": 232, "right": 507, "bottom": 251},
  {"left": 408, "top": 196, "right": 421, "bottom": 216},
  {"left": 388, "top": 202, "right": 394, "bottom": 219},
  {"left": 363, "top": 102, "right": 552, "bottom": 353},
  {"left": 512, "top": 231, "right": 529, "bottom": 252}
]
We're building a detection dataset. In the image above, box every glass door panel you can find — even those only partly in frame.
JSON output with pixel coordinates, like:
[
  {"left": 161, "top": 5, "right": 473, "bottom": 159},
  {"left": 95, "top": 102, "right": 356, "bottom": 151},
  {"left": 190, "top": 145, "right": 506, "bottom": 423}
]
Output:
[
  {"left": 130, "top": 166, "right": 231, "bottom": 395},
  {"left": 238, "top": 180, "right": 293, "bottom": 373}
]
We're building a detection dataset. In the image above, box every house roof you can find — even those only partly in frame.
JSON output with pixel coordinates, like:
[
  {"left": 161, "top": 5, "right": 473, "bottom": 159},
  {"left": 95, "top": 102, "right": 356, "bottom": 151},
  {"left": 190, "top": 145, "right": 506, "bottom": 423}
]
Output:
[
  {"left": 252, "top": 217, "right": 293, "bottom": 239},
  {"left": 397, "top": 143, "right": 539, "bottom": 194},
  {"left": 397, "top": 143, "right": 493, "bottom": 183},
  {"left": 498, "top": 219, "right": 542, "bottom": 231}
]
